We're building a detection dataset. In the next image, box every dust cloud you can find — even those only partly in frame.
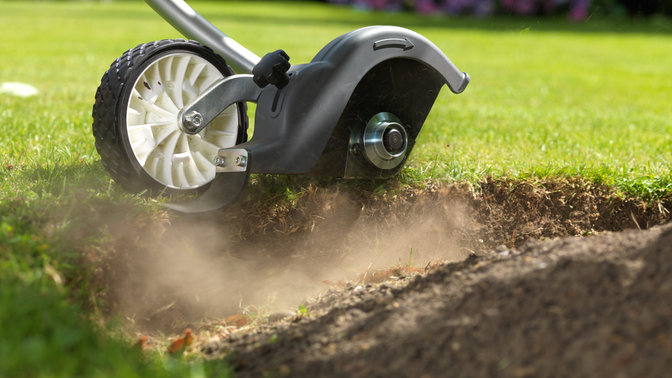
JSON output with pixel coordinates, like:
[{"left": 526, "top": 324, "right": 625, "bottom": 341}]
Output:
[{"left": 100, "top": 187, "right": 474, "bottom": 332}]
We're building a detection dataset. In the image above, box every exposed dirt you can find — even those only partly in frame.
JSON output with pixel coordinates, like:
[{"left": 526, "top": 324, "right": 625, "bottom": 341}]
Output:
[
  {"left": 88, "top": 177, "right": 672, "bottom": 377},
  {"left": 207, "top": 221, "right": 672, "bottom": 378}
]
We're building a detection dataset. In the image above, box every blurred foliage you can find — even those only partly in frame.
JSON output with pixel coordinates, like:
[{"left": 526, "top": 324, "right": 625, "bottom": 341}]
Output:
[{"left": 327, "top": 0, "right": 672, "bottom": 18}]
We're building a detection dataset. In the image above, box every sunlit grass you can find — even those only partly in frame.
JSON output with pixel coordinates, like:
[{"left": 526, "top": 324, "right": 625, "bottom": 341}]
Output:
[{"left": 1, "top": 1, "right": 670, "bottom": 201}]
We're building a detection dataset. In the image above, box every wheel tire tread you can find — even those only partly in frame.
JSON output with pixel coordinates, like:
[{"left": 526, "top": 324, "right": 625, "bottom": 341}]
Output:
[{"left": 92, "top": 39, "right": 247, "bottom": 194}]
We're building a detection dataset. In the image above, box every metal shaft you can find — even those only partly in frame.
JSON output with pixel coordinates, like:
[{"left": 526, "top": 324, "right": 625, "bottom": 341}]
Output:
[{"left": 144, "top": 0, "right": 260, "bottom": 73}]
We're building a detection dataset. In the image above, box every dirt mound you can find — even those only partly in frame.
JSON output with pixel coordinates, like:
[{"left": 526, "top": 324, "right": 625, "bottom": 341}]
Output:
[{"left": 208, "top": 223, "right": 672, "bottom": 378}]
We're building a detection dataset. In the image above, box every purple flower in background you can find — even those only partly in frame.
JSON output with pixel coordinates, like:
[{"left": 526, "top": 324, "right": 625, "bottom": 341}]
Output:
[
  {"left": 442, "top": 0, "right": 494, "bottom": 16},
  {"left": 368, "top": 0, "right": 390, "bottom": 10},
  {"left": 415, "top": 0, "right": 437, "bottom": 14},
  {"left": 348, "top": 0, "right": 405, "bottom": 11},
  {"left": 474, "top": 0, "right": 495, "bottom": 16},
  {"left": 568, "top": 0, "right": 590, "bottom": 21},
  {"left": 501, "top": 0, "right": 536, "bottom": 15},
  {"left": 327, "top": 0, "right": 591, "bottom": 20}
]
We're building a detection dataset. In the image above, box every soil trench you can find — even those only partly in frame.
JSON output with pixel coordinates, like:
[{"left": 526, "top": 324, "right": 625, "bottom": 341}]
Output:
[{"left": 92, "top": 177, "right": 671, "bottom": 377}]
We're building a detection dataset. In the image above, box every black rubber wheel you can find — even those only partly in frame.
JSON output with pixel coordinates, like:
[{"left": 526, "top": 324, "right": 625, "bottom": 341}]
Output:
[{"left": 92, "top": 39, "right": 248, "bottom": 195}]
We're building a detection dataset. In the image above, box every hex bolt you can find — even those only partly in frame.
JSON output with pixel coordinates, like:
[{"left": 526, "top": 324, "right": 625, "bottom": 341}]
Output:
[
  {"left": 183, "top": 110, "right": 203, "bottom": 132},
  {"left": 350, "top": 143, "right": 361, "bottom": 156},
  {"left": 214, "top": 156, "right": 227, "bottom": 167},
  {"left": 234, "top": 155, "right": 247, "bottom": 167}
]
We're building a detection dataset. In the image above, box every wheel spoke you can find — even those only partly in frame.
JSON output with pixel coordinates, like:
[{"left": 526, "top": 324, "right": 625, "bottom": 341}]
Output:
[
  {"left": 189, "top": 135, "right": 220, "bottom": 156},
  {"left": 192, "top": 150, "right": 214, "bottom": 174},
  {"left": 145, "top": 155, "right": 160, "bottom": 177},
  {"left": 137, "top": 74, "right": 160, "bottom": 104},
  {"left": 204, "top": 132, "right": 237, "bottom": 148},
  {"left": 182, "top": 84, "right": 199, "bottom": 105},
  {"left": 130, "top": 88, "right": 174, "bottom": 119},
  {"left": 156, "top": 130, "right": 181, "bottom": 187},
  {"left": 131, "top": 140, "right": 154, "bottom": 167},
  {"left": 182, "top": 60, "right": 203, "bottom": 105},
  {"left": 187, "top": 61, "right": 207, "bottom": 86},
  {"left": 207, "top": 129, "right": 236, "bottom": 136},
  {"left": 160, "top": 55, "right": 174, "bottom": 82},
  {"left": 127, "top": 107, "right": 144, "bottom": 126},
  {"left": 154, "top": 90, "right": 179, "bottom": 114},
  {"left": 171, "top": 150, "right": 208, "bottom": 187},
  {"left": 198, "top": 67, "right": 220, "bottom": 92},
  {"left": 173, "top": 160, "right": 188, "bottom": 188},
  {"left": 148, "top": 63, "right": 161, "bottom": 89},
  {"left": 185, "top": 154, "right": 208, "bottom": 185},
  {"left": 159, "top": 156, "right": 174, "bottom": 187},
  {"left": 172, "top": 55, "right": 190, "bottom": 108},
  {"left": 158, "top": 129, "right": 180, "bottom": 154},
  {"left": 127, "top": 120, "right": 173, "bottom": 131},
  {"left": 154, "top": 127, "right": 178, "bottom": 148}
]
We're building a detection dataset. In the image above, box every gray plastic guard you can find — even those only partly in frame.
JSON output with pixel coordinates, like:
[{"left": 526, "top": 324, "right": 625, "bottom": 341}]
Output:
[
  {"left": 234, "top": 26, "right": 469, "bottom": 175},
  {"left": 313, "top": 26, "right": 469, "bottom": 94}
]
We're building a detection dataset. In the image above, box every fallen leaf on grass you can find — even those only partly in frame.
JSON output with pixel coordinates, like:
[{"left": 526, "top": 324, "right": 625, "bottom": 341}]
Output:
[
  {"left": 167, "top": 328, "right": 194, "bottom": 355},
  {"left": 133, "top": 335, "right": 149, "bottom": 352},
  {"left": 224, "top": 313, "right": 249, "bottom": 327}
]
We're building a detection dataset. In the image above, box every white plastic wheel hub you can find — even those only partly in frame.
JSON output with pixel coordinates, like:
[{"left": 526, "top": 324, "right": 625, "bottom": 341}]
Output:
[{"left": 125, "top": 52, "right": 239, "bottom": 189}]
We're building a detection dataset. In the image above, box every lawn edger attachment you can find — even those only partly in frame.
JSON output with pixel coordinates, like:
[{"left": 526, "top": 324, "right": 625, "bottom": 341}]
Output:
[{"left": 91, "top": 0, "right": 469, "bottom": 213}]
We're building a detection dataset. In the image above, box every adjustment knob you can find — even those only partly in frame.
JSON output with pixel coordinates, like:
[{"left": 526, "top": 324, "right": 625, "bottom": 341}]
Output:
[{"left": 252, "top": 49, "right": 291, "bottom": 89}]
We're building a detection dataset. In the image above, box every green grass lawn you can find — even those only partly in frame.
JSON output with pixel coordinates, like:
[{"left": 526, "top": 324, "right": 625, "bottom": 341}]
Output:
[
  {"left": 0, "top": 1, "right": 671, "bottom": 376},
  {"left": 1, "top": 1, "right": 671, "bottom": 199}
]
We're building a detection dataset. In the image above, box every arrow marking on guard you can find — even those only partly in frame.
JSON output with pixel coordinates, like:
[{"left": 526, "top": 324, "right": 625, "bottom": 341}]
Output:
[{"left": 373, "top": 38, "right": 415, "bottom": 51}]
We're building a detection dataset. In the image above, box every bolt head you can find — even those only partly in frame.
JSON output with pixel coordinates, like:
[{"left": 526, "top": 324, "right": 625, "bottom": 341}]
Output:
[
  {"left": 183, "top": 110, "right": 203, "bottom": 131},
  {"left": 383, "top": 127, "right": 405, "bottom": 154},
  {"left": 234, "top": 155, "right": 247, "bottom": 167},
  {"left": 214, "top": 156, "right": 226, "bottom": 167},
  {"left": 350, "top": 143, "right": 361, "bottom": 156}
]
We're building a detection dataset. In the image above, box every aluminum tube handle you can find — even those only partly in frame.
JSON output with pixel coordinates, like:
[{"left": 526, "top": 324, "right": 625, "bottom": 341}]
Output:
[{"left": 144, "top": 0, "right": 260, "bottom": 73}]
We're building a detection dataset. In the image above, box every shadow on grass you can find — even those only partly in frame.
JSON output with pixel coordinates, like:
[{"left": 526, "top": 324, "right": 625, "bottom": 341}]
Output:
[
  {"left": 5, "top": 158, "right": 400, "bottom": 213},
  {"left": 7, "top": 161, "right": 113, "bottom": 199}
]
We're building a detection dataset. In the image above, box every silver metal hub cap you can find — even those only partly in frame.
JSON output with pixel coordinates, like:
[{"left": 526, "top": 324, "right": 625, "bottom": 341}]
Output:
[{"left": 363, "top": 112, "right": 408, "bottom": 170}]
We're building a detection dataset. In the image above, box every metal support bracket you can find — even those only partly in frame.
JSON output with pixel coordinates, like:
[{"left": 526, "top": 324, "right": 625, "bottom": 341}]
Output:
[
  {"left": 178, "top": 74, "right": 262, "bottom": 135},
  {"left": 214, "top": 148, "right": 248, "bottom": 173}
]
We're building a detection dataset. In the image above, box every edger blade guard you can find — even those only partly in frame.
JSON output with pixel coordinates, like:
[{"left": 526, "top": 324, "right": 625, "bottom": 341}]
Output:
[{"left": 236, "top": 26, "right": 469, "bottom": 178}]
